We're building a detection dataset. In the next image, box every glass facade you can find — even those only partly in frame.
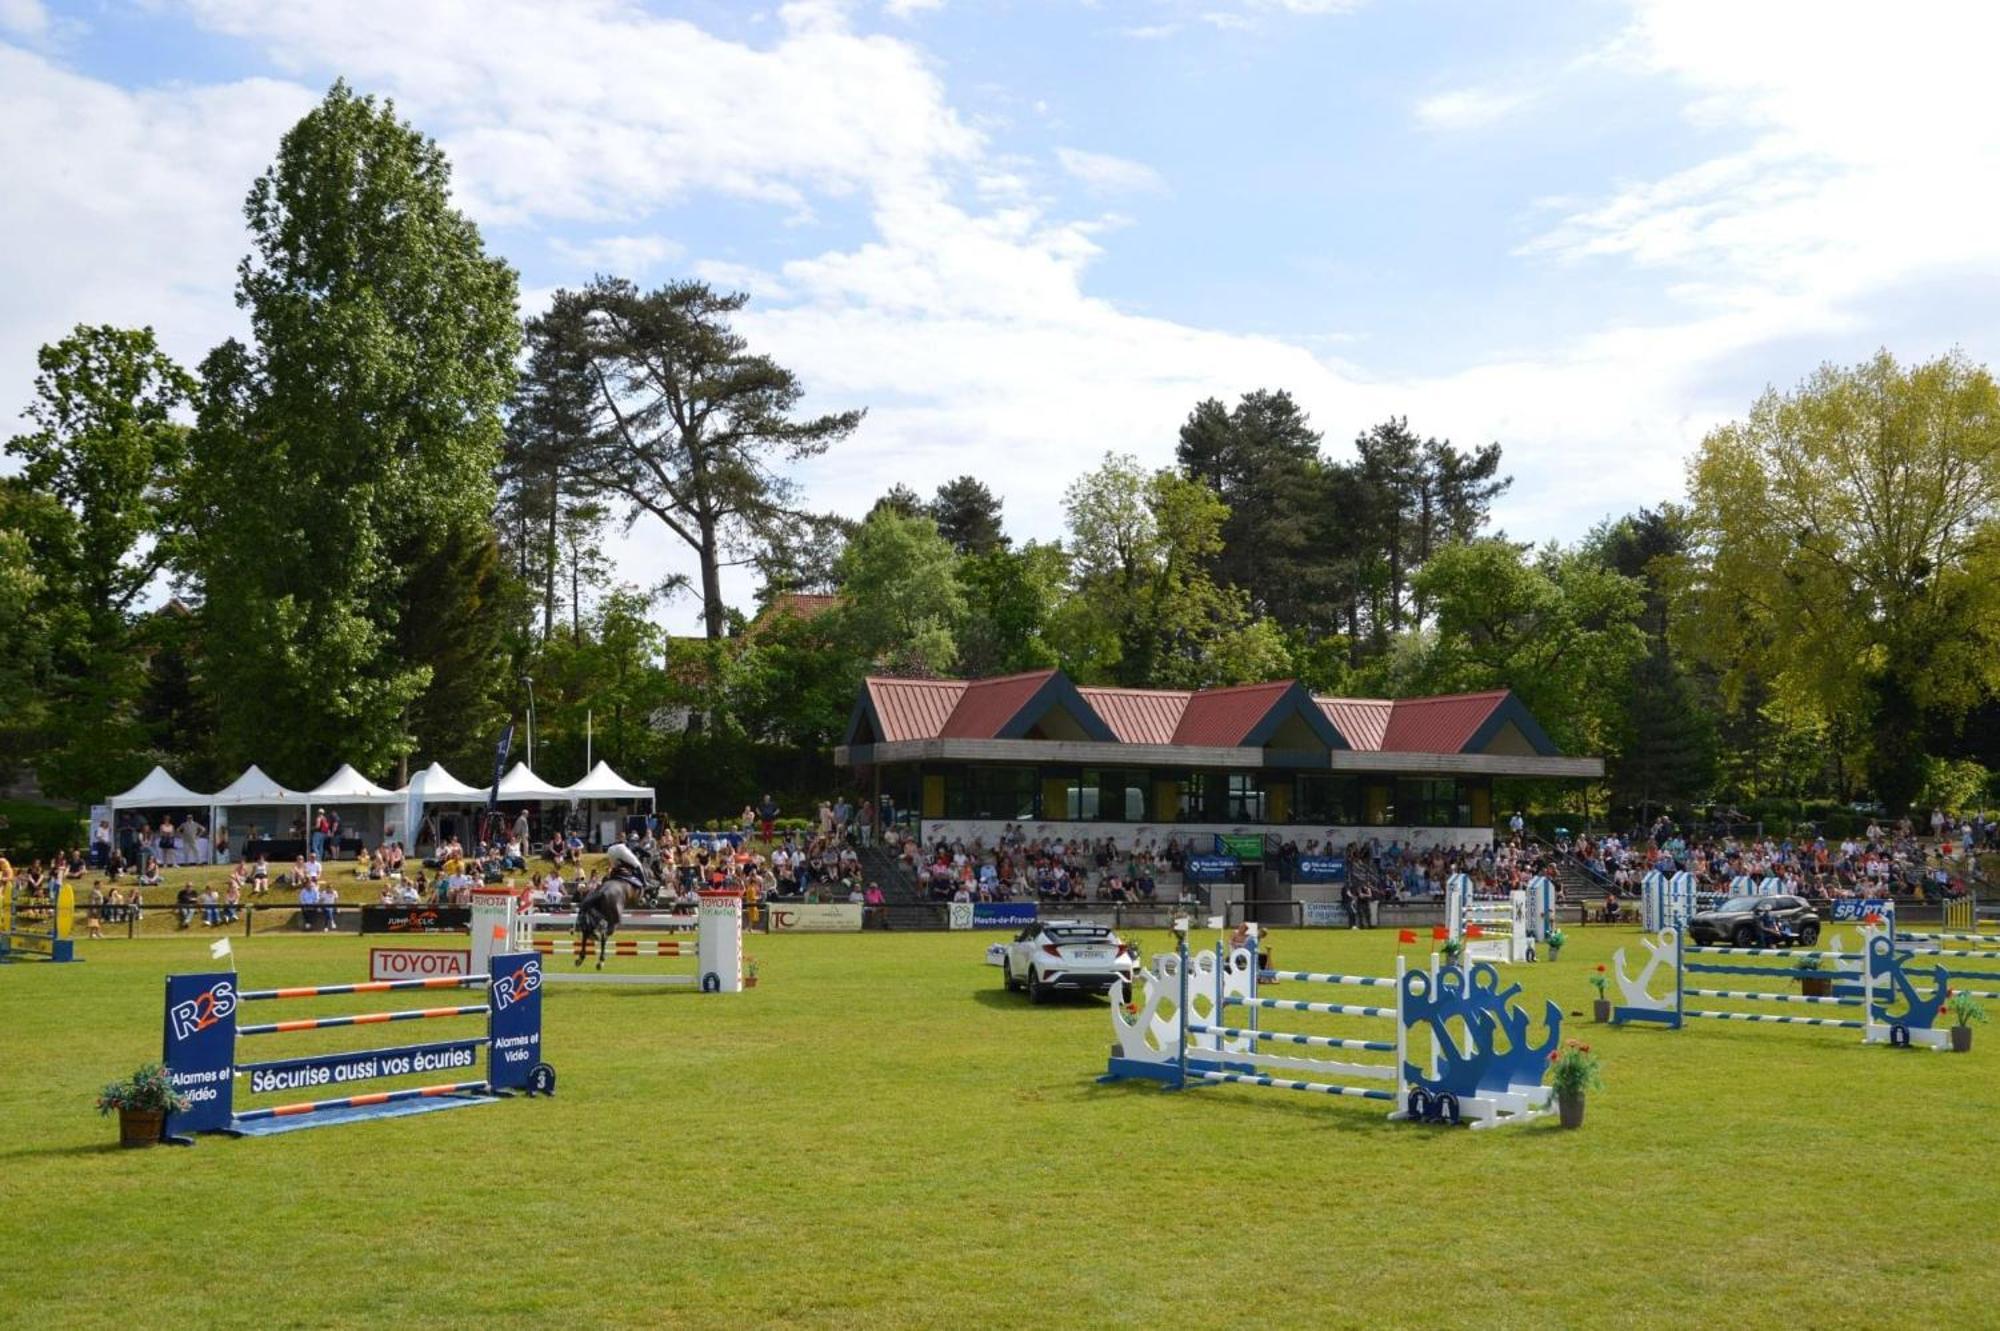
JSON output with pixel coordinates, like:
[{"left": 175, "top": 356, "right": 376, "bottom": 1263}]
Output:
[{"left": 923, "top": 765, "right": 1486, "bottom": 827}]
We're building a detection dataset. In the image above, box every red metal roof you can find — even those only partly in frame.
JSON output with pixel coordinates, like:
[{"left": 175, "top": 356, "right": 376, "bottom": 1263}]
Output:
[
  {"left": 860, "top": 672, "right": 1537, "bottom": 757},
  {"left": 1169, "top": 681, "right": 1295, "bottom": 747},
  {"left": 1077, "top": 686, "right": 1190, "bottom": 745},
  {"left": 1316, "top": 698, "right": 1391, "bottom": 751},
  {"left": 1378, "top": 690, "right": 1509, "bottom": 754},
  {"left": 864, "top": 677, "right": 967, "bottom": 743},
  {"left": 939, "top": 670, "right": 1058, "bottom": 739}
]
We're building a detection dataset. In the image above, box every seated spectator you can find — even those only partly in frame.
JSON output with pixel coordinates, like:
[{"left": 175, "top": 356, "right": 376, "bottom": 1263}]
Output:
[{"left": 175, "top": 884, "right": 198, "bottom": 930}]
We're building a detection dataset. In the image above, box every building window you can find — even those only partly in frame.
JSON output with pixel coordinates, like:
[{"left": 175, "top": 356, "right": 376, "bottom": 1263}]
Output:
[
  {"left": 1225, "top": 773, "right": 1264, "bottom": 823},
  {"left": 946, "top": 766, "right": 1038, "bottom": 820},
  {"left": 1396, "top": 778, "right": 1465, "bottom": 827},
  {"left": 1294, "top": 774, "right": 1359, "bottom": 824},
  {"left": 1177, "top": 773, "right": 1211, "bottom": 821}
]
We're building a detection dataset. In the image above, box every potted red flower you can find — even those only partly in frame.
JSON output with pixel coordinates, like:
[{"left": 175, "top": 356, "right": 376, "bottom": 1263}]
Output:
[
  {"left": 96, "top": 1063, "right": 188, "bottom": 1148},
  {"left": 1547, "top": 1041, "right": 1603, "bottom": 1129},
  {"left": 1589, "top": 965, "right": 1611, "bottom": 1022}
]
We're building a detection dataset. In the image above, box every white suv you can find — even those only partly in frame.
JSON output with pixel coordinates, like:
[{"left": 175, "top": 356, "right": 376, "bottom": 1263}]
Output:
[{"left": 1000, "top": 920, "right": 1135, "bottom": 1003}]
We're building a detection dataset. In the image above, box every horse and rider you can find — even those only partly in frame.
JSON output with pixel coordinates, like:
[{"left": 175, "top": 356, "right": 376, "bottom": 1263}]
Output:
[{"left": 570, "top": 841, "right": 654, "bottom": 970}]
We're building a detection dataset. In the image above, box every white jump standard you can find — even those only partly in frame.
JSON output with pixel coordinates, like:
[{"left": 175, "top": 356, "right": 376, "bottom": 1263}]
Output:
[
  {"left": 1610, "top": 926, "right": 1952, "bottom": 1050},
  {"left": 1444, "top": 874, "right": 1551, "bottom": 964},
  {"left": 1103, "top": 921, "right": 1561, "bottom": 1128}
]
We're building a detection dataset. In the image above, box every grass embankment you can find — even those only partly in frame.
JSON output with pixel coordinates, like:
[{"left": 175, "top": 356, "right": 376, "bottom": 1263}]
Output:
[{"left": 1, "top": 925, "right": 1994, "bottom": 1329}]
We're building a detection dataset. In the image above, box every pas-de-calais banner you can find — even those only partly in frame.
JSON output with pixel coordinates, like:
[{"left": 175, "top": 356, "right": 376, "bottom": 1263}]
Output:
[
  {"left": 369, "top": 947, "right": 471, "bottom": 981},
  {"left": 1184, "top": 855, "right": 1241, "bottom": 882},
  {"left": 488, "top": 722, "right": 514, "bottom": 811},
  {"left": 768, "top": 903, "right": 865, "bottom": 933},
  {"left": 1294, "top": 856, "right": 1348, "bottom": 883},
  {"left": 1215, "top": 834, "right": 1265, "bottom": 862}
]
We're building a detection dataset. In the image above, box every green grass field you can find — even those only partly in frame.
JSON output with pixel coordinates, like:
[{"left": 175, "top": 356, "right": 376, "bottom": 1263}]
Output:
[{"left": 3, "top": 922, "right": 1995, "bottom": 1330}]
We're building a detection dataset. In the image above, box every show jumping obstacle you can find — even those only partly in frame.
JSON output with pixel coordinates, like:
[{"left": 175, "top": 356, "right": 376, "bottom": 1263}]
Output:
[
  {"left": 1940, "top": 899, "right": 1998, "bottom": 935},
  {"left": 0, "top": 879, "right": 77, "bottom": 963},
  {"left": 160, "top": 952, "right": 552, "bottom": 1139},
  {"left": 1887, "top": 921, "right": 2000, "bottom": 1001},
  {"left": 1443, "top": 874, "right": 1551, "bottom": 964},
  {"left": 1610, "top": 925, "right": 1951, "bottom": 1051},
  {"left": 1103, "top": 921, "right": 1560, "bottom": 1129},
  {"left": 468, "top": 887, "right": 744, "bottom": 991}
]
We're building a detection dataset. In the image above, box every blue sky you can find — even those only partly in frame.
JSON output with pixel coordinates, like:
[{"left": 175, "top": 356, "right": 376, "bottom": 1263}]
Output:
[{"left": 6, "top": 0, "right": 1999, "bottom": 626}]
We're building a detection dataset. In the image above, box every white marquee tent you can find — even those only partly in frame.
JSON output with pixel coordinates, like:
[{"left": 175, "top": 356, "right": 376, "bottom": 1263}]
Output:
[
  {"left": 207, "top": 764, "right": 309, "bottom": 856},
  {"left": 564, "top": 760, "right": 655, "bottom": 803},
  {"left": 495, "top": 762, "right": 570, "bottom": 802},
  {"left": 108, "top": 766, "right": 211, "bottom": 812}
]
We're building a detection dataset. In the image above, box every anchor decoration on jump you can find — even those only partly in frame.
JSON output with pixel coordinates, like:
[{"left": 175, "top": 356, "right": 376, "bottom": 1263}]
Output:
[
  {"left": 1866, "top": 931, "right": 1948, "bottom": 1041},
  {"left": 1611, "top": 928, "right": 1679, "bottom": 1016},
  {"left": 1399, "top": 962, "right": 1561, "bottom": 1125}
]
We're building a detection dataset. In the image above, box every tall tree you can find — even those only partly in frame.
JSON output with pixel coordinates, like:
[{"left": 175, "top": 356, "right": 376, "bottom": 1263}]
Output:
[
  {"left": 831, "top": 509, "right": 965, "bottom": 676},
  {"left": 5, "top": 325, "right": 194, "bottom": 798},
  {"left": 183, "top": 82, "right": 520, "bottom": 782},
  {"left": 1176, "top": 390, "right": 1329, "bottom": 628},
  {"left": 1682, "top": 351, "right": 2000, "bottom": 811},
  {"left": 555, "top": 277, "right": 863, "bottom": 641},
  {"left": 956, "top": 541, "right": 1065, "bottom": 677},
  {"left": 504, "top": 295, "right": 606, "bottom": 642},
  {"left": 927, "top": 474, "right": 1008, "bottom": 555}
]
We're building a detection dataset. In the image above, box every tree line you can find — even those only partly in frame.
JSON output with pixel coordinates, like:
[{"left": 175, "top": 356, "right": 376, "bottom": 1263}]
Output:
[{"left": 4, "top": 83, "right": 1998, "bottom": 823}]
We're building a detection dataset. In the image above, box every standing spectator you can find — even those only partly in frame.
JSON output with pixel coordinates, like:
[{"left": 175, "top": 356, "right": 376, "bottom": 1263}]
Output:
[
  {"left": 311, "top": 810, "right": 331, "bottom": 860},
  {"left": 858, "top": 798, "right": 876, "bottom": 848},
  {"left": 87, "top": 881, "right": 105, "bottom": 938},
  {"left": 513, "top": 807, "right": 531, "bottom": 855},
  {"left": 757, "top": 794, "right": 779, "bottom": 842}
]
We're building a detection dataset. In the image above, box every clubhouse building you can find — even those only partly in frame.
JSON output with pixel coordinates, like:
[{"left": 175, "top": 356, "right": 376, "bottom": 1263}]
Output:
[{"left": 835, "top": 669, "right": 1602, "bottom": 855}]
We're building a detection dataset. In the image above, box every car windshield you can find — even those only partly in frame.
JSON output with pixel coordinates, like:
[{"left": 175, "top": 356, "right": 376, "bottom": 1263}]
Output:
[
  {"left": 1044, "top": 926, "right": 1114, "bottom": 943},
  {"left": 1720, "top": 896, "right": 1775, "bottom": 913}
]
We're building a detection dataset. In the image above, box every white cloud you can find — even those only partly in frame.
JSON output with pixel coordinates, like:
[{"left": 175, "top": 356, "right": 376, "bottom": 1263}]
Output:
[
  {"left": 1054, "top": 146, "right": 1166, "bottom": 195},
  {"left": 548, "top": 233, "right": 685, "bottom": 277},
  {"left": 883, "top": 0, "right": 943, "bottom": 15},
  {"left": 1118, "top": 24, "right": 1181, "bottom": 40},
  {"left": 0, "top": 0, "right": 49, "bottom": 36},
  {"left": 1414, "top": 86, "right": 1532, "bottom": 130}
]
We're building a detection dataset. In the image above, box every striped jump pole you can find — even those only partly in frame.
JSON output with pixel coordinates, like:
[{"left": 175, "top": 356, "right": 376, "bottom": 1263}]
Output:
[
  {"left": 239, "top": 975, "right": 488, "bottom": 1001},
  {"left": 1684, "top": 988, "right": 1861, "bottom": 1007},
  {"left": 232, "top": 1080, "right": 493, "bottom": 1124},
  {"left": 1228, "top": 996, "right": 1398, "bottom": 1019},
  {"left": 1685, "top": 1010, "right": 1866, "bottom": 1029},
  {"left": 528, "top": 940, "right": 695, "bottom": 956},
  {"left": 1188, "top": 1023, "right": 1396, "bottom": 1053},
  {"left": 1258, "top": 970, "right": 1396, "bottom": 988},
  {"left": 237, "top": 1004, "right": 490, "bottom": 1036},
  {"left": 1194, "top": 1070, "right": 1395, "bottom": 1101}
]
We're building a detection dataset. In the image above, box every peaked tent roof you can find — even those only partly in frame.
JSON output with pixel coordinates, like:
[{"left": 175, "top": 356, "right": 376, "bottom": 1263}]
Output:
[
  {"left": 309, "top": 763, "right": 402, "bottom": 804},
  {"left": 564, "top": 760, "right": 654, "bottom": 801},
  {"left": 211, "top": 764, "right": 307, "bottom": 806},
  {"left": 496, "top": 762, "right": 569, "bottom": 801},
  {"left": 108, "top": 765, "right": 212, "bottom": 809},
  {"left": 397, "top": 763, "right": 487, "bottom": 803}
]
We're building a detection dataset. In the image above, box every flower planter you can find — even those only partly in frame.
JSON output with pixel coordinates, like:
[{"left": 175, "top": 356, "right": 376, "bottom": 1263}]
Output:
[
  {"left": 118, "top": 1108, "right": 165, "bottom": 1149},
  {"left": 744, "top": 976, "right": 759, "bottom": 989},
  {"left": 1556, "top": 1090, "right": 1586, "bottom": 1129},
  {"left": 1593, "top": 999, "right": 1611, "bottom": 1023},
  {"left": 1546, "top": 947, "right": 1563, "bottom": 963},
  {"left": 1952, "top": 1026, "right": 1973, "bottom": 1053}
]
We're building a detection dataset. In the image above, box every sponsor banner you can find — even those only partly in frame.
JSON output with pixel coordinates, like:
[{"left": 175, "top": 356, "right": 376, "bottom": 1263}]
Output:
[
  {"left": 369, "top": 947, "right": 472, "bottom": 982},
  {"left": 769, "top": 903, "right": 865, "bottom": 933},
  {"left": 1184, "top": 855, "right": 1241, "bottom": 882},
  {"left": 486, "top": 951, "right": 543, "bottom": 1091},
  {"left": 947, "top": 903, "right": 973, "bottom": 931},
  {"left": 972, "top": 902, "right": 1038, "bottom": 929},
  {"left": 360, "top": 906, "right": 471, "bottom": 934},
  {"left": 1215, "top": 834, "right": 1265, "bottom": 861},
  {"left": 1829, "top": 899, "right": 1895, "bottom": 922},
  {"left": 1295, "top": 856, "right": 1347, "bottom": 883},
  {"left": 162, "top": 971, "right": 238, "bottom": 1135},
  {"left": 1302, "top": 901, "right": 1353, "bottom": 927},
  {"left": 688, "top": 831, "right": 745, "bottom": 850},
  {"left": 244, "top": 1039, "right": 483, "bottom": 1096}
]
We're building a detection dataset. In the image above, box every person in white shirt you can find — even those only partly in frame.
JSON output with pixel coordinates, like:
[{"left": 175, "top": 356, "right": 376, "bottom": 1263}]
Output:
[{"left": 303, "top": 854, "right": 323, "bottom": 887}]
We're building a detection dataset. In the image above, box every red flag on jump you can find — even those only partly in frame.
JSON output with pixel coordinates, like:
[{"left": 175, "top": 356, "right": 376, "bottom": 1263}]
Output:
[
  {"left": 1466, "top": 925, "right": 1485, "bottom": 938},
  {"left": 1431, "top": 925, "right": 1448, "bottom": 941},
  {"left": 1398, "top": 929, "right": 1418, "bottom": 945}
]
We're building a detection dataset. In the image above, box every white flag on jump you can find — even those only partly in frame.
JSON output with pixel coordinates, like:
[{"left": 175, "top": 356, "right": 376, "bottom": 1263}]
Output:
[{"left": 210, "top": 937, "right": 233, "bottom": 962}]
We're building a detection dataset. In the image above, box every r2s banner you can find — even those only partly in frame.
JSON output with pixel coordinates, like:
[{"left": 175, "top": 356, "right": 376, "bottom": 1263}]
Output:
[{"left": 162, "top": 971, "right": 240, "bottom": 1134}]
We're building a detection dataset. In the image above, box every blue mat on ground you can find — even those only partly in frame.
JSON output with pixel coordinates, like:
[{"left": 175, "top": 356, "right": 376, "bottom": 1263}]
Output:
[{"left": 231, "top": 1092, "right": 499, "bottom": 1137}]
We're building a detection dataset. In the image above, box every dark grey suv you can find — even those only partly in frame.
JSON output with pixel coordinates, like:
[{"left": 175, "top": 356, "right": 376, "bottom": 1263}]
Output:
[{"left": 1686, "top": 894, "right": 1821, "bottom": 947}]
